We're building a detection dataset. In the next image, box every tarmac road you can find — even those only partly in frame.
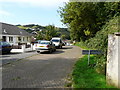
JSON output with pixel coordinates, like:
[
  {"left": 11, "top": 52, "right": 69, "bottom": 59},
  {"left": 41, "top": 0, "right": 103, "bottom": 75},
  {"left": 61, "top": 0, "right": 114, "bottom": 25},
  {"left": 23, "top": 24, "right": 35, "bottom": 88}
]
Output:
[{"left": 2, "top": 46, "right": 82, "bottom": 88}]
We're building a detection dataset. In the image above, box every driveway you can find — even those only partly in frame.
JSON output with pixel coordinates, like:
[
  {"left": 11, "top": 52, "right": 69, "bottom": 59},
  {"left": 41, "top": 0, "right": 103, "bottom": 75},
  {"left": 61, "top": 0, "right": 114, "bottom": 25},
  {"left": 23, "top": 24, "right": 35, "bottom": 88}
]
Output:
[{"left": 2, "top": 46, "right": 82, "bottom": 88}]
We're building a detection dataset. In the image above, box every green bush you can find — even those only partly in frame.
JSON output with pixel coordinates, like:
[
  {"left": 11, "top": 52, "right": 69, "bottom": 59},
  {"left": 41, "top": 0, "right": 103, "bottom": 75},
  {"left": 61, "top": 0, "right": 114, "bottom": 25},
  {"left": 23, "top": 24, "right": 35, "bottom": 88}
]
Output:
[
  {"left": 78, "top": 16, "right": 120, "bottom": 74},
  {"left": 85, "top": 16, "right": 119, "bottom": 53}
]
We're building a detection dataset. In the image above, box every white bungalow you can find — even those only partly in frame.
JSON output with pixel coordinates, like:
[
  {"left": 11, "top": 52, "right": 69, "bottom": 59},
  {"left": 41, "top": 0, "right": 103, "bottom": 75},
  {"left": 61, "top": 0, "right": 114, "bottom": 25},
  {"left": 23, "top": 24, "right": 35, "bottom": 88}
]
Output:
[{"left": 0, "top": 22, "right": 33, "bottom": 45}]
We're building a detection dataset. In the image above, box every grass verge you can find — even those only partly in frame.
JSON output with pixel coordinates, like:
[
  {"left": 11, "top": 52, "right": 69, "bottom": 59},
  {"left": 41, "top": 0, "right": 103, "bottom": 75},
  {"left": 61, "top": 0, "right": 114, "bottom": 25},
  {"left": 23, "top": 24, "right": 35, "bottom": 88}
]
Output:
[{"left": 72, "top": 55, "right": 115, "bottom": 88}]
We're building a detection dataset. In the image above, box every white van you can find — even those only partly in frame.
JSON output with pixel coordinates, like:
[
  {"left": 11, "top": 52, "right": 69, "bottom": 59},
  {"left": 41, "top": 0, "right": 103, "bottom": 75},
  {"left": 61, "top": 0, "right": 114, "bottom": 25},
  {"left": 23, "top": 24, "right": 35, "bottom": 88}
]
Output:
[{"left": 51, "top": 37, "right": 63, "bottom": 48}]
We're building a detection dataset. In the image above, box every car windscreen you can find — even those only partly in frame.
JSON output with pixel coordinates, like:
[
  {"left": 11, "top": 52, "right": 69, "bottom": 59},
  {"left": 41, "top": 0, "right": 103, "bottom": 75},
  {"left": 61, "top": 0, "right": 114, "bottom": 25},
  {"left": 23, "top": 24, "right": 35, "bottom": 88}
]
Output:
[
  {"left": 0, "top": 42, "right": 2, "bottom": 46},
  {"left": 37, "top": 40, "right": 47, "bottom": 44},
  {"left": 0, "top": 42, "right": 10, "bottom": 46},
  {"left": 40, "top": 42, "right": 49, "bottom": 45},
  {"left": 33, "top": 41, "right": 39, "bottom": 44},
  {"left": 37, "top": 40, "right": 41, "bottom": 44},
  {"left": 51, "top": 39, "right": 59, "bottom": 42}
]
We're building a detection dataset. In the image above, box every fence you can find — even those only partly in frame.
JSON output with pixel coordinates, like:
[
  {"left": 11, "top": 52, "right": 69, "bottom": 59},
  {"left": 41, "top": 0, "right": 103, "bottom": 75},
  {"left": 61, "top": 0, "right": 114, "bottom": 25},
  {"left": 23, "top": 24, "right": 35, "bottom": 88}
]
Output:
[
  {"left": 11, "top": 44, "right": 36, "bottom": 53},
  {"left": 12, "top": 45, "right": 22, "bottom": 49}
]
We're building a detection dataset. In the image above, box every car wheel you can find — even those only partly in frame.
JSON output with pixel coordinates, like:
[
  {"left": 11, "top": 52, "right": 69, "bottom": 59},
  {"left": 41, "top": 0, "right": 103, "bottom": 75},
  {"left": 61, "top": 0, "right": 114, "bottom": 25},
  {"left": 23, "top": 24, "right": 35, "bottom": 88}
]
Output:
[
  {"left": 7, "top": 51, "right": 11, "bottom": 54},
  {"left": 52, "top": 49, "right": 54, "bottom": 52},
  {"left": 57, "top": 46, "right": 59, "bottom": 49},
  {"left": 49, "top": 49, "right": 52, "bottom": 53},
  {"left": 37, "top": 51, "right": 41, "bottom": 54}
]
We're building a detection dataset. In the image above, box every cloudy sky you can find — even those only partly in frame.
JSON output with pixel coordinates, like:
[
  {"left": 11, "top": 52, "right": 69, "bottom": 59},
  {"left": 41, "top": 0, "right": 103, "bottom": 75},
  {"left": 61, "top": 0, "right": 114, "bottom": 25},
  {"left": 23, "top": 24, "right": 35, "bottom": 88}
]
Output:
[{"left": 0, "top": 0, "right": 69, "bottom": 28}]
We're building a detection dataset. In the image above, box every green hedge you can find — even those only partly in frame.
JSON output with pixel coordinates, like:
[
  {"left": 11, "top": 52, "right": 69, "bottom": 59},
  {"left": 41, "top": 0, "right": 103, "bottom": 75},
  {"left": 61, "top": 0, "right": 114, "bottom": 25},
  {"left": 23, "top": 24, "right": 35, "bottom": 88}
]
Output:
[
  {"left": 85, "top": 16, "right": 120, "bottom": 56},
  {"left": 76, "top": 16, "right": 120, "bottom": 74}
]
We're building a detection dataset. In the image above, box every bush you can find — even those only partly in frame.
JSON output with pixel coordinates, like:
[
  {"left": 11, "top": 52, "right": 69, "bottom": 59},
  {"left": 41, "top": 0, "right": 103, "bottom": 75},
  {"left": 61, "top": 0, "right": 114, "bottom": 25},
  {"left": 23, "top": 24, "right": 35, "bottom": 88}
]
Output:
[
  {"left": 85, "top": 16, "right": 119, "bottom": 54},
  {"left": 80, "top": 16, "right": 120, "bottom": 74}
]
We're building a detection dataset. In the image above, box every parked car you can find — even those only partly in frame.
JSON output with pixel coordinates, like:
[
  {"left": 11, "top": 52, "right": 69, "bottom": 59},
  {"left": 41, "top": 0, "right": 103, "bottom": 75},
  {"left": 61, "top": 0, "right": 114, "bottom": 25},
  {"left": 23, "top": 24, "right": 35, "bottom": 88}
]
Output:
[
  {"left": 36, "top": 40, "right": 56, "bottom": 53},
  {"left": 62, "top": 41, "right": 66, "bottom": 46},
  {"left": 0, "top": 41, "right": 12, "bottom": 54},
  {"left": 32, "top": 40, "right": 46, "bottom": 44},
  {"left": 36, "top": 40, "right": 42, "bottom": 43},
  {"left": 66, "top": 42, "right": 70, "bottom": 46},
  {"left": 51, "top": 37, "right": 63, "bottom": 48},
  {"left": 32, "top": 40, "right": 46, "bottom": 49}
]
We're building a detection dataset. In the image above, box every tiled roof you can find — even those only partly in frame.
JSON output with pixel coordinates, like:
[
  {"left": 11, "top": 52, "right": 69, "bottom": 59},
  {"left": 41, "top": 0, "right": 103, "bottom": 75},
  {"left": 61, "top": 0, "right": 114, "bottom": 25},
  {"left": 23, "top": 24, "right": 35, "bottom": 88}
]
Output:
[{"left": 0, "top": 22, "right": 32, "bottom": 36}]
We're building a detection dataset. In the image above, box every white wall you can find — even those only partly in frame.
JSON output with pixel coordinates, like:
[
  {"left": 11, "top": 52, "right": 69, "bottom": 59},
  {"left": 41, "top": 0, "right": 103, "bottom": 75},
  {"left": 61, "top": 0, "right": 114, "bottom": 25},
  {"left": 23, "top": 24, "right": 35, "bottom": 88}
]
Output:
[
  {"left": 106, "top": 33, "right": 120, "bottom": 88},
  {"left": 1, "top": 34, "right": 32, "bottom": 45},
  {"left": 13, "top": 36, "right": 17, "bottom": 45},
  {"left": 11, "top": 44, "right": 35, "bottom": 53}
]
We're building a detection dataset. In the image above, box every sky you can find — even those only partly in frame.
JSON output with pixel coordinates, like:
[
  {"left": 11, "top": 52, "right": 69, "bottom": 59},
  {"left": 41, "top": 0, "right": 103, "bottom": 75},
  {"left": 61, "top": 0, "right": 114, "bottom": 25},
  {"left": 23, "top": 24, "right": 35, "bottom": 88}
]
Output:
[{"left": 0, "top": 0, "right": 69, "bottom": 28}]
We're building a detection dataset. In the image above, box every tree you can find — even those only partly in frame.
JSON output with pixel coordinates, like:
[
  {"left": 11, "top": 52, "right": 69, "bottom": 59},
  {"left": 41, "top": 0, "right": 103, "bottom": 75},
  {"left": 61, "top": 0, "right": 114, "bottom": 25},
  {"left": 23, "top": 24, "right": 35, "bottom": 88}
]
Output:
[
  {"left": 59, "top": 2, "right": 98, "bottom": 41},
  {"left": 43, "top": 25, "right": 58, "bottom": 40},
  {"left": 104, "top": 2, "right": 120, "bottom": 19},
  {"left": 35, "top": 31, "right": 44, "bottom": 40},
  {"left": 58, "top": 2, "right": 120, "bottom": 41},
  {"left": 61, "top": 34, "right": 66, "bottom": 40}
]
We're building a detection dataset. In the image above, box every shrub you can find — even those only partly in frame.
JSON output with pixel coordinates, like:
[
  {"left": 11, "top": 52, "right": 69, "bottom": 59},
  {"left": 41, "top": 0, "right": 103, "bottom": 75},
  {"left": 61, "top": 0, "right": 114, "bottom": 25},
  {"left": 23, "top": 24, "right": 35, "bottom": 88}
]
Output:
[{"left": 83, "top": 16, "right": 120, "bottom": 74}]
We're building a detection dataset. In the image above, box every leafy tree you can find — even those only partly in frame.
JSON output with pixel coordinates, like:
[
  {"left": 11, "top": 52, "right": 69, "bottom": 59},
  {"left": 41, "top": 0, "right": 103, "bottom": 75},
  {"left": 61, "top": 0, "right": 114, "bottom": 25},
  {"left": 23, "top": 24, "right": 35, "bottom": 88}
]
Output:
[
  {"left": 104, "top": 2, "right": 120, "bottom": 18},
  {"left": 17, "top": 24, "right": 70, "bottom": 40},
  {"left": 59, "top": 2, "right": 98, "bottom": 41},
  {"left": 59, "top": 2, "right": 120, "bottom": 41},
  {"left": 85, "top": 16, "right": 120, "bottom": 74},
  {"left": 59, "top": 2, "right": 120, "bottom": 74},
  {"left": 35, "top": 31, "right": 44, "bottom": 40},
  {"left": 61, "top": 34, "right": 66, "bottom": 40},
  {"left": 57, "top": 28, "right": 70, "bottom": 39},
  {"left": 42, "top": 25, "right": 58, "bottom": 40}
]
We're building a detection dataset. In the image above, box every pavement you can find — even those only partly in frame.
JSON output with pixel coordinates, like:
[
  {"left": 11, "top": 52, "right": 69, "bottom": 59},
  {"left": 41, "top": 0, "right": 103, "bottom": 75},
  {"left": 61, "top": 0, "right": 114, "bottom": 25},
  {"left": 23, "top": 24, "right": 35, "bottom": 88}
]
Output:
[
  {"left": 2, "top": 46, "right": 82, "bottom": 88},
  {"left": 0, "top": 51, "right": 38, "bottom": 66}
]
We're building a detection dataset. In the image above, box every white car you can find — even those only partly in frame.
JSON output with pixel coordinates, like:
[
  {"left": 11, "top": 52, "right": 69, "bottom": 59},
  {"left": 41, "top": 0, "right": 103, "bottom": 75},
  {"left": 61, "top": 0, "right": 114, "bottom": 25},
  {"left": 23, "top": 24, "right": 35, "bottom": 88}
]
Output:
[
  {"left": 66, "top": 42, "right": 70, "bottom": 46},
  {"left": 36, "top": 41, "right": 56, "bottom": 53},
  {"left": 51, "top": 37, "right": 63, "bottom": 48}
]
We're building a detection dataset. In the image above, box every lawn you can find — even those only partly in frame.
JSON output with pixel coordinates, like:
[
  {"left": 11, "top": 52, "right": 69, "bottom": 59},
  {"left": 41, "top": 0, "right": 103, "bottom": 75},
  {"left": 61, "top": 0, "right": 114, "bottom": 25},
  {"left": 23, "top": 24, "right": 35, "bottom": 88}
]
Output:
[{"left": 72, "top": 55, "right": 115, "bottom": 88}]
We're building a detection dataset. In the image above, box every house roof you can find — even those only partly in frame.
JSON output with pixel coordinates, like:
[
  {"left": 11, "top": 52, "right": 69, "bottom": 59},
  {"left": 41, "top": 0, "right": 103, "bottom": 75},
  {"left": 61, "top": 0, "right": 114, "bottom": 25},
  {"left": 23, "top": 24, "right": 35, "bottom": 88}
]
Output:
[{"left": 0, "top": 22, "right": 33, "bottom": 36}]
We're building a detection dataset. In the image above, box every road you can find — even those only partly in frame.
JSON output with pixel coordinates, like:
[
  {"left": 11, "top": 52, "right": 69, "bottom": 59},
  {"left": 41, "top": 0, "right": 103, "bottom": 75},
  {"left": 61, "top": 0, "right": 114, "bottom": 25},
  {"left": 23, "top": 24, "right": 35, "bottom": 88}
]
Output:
[{"left": 2, "top": 46, "right": 82, "bottom": 88}]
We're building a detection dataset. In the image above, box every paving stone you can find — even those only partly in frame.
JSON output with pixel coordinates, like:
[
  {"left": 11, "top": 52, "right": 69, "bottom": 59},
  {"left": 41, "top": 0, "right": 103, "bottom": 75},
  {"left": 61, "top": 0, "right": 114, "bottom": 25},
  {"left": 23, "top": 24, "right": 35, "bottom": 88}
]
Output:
[{"left": 2, "top": 46, "right": 82, "bottom": 88}]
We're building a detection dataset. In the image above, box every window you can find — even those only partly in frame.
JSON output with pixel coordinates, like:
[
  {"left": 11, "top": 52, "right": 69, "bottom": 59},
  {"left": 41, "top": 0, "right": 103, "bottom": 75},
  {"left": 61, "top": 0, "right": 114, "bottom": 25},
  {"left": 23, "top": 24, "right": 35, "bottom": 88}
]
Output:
[
  {"left": 9, "top": 37, "right": 13, "bottom": 42},
  {"left": 2, "top": 42, "right": 10, "bottom": 45},
  {"left": 0, "top": 42, "right": 2, "bottom": 45},
  {"left": 23, "top": 37, "right": 25, "bottom": 41},
  {"left": 18, "top": 37, "right": 21, "bottom": 41},
  {"left": 40, "top": 42, "right": 49, "bottom": 45},
  {"left": 0, "top": 41, "right": 10, "bottom": 46},
  {"left": 27, "top": 37, "right": 29, "bottom": 41},
  {"left": 60, "top": 40, "right": 62, "bottom": 43},
  {"left": 51, "top": 39, "right": 59, "bottom": 42}
]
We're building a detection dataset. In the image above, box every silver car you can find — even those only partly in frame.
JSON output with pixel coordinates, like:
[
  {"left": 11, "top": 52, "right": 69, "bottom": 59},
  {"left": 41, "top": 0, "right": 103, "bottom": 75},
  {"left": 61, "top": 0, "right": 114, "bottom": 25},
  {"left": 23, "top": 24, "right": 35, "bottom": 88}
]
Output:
[{"left": 36, "top": 41, "right": 56, "bottom": 53}]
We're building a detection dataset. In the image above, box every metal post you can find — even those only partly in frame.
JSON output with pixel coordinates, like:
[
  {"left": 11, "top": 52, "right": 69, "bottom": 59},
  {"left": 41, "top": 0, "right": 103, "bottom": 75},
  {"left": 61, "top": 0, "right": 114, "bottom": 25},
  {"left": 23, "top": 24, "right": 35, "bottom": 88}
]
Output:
[{"left": 88, "top": 50, "right": 90, "bottom": 65}]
